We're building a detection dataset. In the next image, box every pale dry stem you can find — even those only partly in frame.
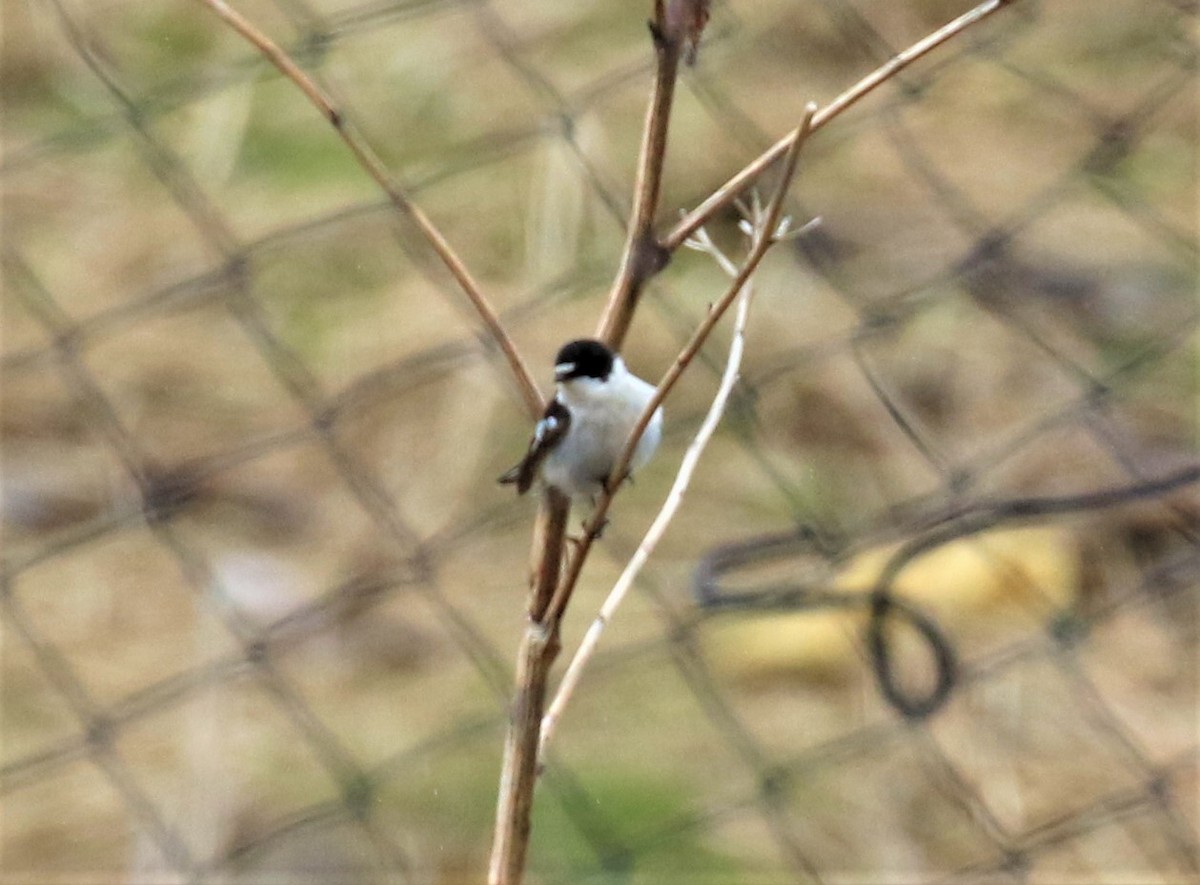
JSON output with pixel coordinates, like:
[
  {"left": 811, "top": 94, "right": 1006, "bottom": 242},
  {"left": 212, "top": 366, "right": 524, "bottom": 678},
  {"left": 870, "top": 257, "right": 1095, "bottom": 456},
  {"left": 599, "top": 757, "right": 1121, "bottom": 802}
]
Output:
[{"left": 491, "top": 5, "right": 694, "bottom": 881}]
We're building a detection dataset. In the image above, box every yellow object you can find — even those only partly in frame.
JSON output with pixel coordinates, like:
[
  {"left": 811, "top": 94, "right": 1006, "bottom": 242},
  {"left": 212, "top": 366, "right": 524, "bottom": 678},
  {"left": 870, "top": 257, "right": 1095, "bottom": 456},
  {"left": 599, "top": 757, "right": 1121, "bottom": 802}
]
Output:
[{"left": 706, "top": 526, "right": 1080, "bottom": 682}]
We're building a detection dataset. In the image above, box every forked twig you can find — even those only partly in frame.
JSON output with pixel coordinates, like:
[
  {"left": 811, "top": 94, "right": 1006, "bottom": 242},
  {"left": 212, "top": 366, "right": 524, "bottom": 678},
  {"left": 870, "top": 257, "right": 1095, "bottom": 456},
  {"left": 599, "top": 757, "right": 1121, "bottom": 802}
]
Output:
[
  {"left": 491, "top": 6, "right": 709, "bottom": 881},
  {"left": 194, "top": 0, "right": 544, "bottom": 419},
  {"left": 191, "top": 0, "right": 1018, "bottom": 879},
  {"left": 494, "top": 0, "right": 1015, "bottom": 879}
]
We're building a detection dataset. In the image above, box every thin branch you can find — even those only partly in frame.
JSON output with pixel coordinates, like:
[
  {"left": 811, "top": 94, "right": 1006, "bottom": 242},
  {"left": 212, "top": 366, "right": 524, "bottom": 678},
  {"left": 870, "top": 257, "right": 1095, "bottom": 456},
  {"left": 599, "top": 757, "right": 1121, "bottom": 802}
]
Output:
[
  {"left": 539, "top": 223, "right": 759, "bottom": 760},
  {"left": 194, "top": 0, "right": 544, "bottom": 418},
  {"left": 595, "top": 1, "right": 684, "bottom": 351},
  {"left": 661, "top": 0, "right": 1016, "bottom": 252}
]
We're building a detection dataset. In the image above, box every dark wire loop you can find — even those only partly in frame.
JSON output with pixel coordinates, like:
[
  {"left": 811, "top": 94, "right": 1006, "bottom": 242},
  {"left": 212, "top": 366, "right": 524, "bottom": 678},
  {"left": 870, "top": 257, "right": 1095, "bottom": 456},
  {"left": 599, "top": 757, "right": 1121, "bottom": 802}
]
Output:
[
  {"left": 693, "top": 463, "right": 1200, "bottom": 720},
  {"left": 866, "top": 591, "right": 957, "bottom": 718},
  {"left": 693, "top": 526, "right": 958, "bottom": 719}
]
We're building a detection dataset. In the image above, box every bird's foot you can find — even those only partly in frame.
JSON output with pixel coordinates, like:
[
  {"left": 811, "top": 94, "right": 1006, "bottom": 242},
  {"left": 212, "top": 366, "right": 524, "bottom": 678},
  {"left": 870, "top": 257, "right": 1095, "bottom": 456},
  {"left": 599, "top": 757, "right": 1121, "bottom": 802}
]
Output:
[{"left": 586, "top": 516, "right": 610, "bottom": 541}]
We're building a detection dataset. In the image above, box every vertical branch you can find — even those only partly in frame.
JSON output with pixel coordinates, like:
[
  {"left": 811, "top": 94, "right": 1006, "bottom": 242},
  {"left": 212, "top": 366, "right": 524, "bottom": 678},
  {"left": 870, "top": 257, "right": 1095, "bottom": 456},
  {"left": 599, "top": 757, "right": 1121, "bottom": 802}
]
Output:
[
  {"left": 489, "top": 486, "right": 568, "bottom": 885},
  {"left": 487, "top": 613, "right": 559, "bottom": 884},
  {"left": 595, "top": 1, "right": 684, "bottom": 351}
]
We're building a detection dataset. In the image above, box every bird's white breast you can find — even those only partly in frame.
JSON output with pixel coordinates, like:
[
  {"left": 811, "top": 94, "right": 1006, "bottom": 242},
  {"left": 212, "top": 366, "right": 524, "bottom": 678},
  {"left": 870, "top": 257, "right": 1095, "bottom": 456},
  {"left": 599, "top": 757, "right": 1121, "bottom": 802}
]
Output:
[{"left": 543, "top": 369, "right": 662, "bottom": 499}]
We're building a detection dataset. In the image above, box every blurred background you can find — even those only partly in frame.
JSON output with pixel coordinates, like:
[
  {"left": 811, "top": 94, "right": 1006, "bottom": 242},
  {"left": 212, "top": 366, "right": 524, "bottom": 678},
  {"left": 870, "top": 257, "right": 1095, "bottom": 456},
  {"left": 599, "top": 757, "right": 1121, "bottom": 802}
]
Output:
[{"left": 2, "top": 0, "right": 1197, "bottom": 881}]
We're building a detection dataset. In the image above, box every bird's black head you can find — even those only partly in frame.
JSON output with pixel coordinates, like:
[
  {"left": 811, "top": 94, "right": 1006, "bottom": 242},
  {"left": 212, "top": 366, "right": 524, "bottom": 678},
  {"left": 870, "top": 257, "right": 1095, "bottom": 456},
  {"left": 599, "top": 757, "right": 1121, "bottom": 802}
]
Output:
[{"left": 554, "top": 339, "right": 615, "bottom": 382}]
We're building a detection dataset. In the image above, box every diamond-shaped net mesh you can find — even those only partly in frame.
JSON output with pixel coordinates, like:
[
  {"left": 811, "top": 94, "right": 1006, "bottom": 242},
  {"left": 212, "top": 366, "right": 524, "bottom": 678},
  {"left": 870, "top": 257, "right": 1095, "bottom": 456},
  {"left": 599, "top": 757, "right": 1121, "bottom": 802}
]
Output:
[{"left": 3, "top": 0, "right": 1196, "bottom": 881}]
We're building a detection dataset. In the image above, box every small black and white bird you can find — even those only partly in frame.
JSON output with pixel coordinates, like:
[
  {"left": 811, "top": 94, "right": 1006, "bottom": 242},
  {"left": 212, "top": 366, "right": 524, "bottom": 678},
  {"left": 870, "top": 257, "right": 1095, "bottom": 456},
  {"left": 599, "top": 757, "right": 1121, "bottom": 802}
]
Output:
[{"left": 499, "top": 339, "right": 663, "bottom": 501}]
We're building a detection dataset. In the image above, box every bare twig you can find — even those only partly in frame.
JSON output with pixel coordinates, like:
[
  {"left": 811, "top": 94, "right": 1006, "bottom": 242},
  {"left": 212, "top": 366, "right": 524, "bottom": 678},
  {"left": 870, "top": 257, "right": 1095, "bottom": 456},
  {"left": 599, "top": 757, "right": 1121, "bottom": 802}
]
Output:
[
  {"left": 539, "top": 216, "right": 763, "bottom": 759},
  {"left": 662, "top": 0, "right": 1016, "bottom": 252},
  {"left": 595, "top": 1, "right": 684, "bottom": 351},
  {"left": 487, "top": 617, "right": 558, "bottom": 883},
  {"left": 194, "top": 0, "right": 543, "bottom": 418},
  {"left": 484, "top": 488, "right": 568, "bottom": 885}
]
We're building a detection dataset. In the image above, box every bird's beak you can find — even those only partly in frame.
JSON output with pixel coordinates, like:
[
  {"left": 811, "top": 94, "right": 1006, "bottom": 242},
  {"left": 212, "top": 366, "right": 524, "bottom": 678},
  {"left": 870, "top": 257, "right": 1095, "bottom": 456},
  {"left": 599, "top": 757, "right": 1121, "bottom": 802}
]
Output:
[{"left": 554, "top": 362, "right": 575, "bottom": 382}]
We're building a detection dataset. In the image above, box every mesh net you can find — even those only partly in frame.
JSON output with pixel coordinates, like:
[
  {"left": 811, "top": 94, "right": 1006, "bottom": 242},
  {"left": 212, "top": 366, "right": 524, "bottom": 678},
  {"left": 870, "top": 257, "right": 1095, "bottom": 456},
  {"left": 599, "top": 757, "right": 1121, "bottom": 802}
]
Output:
[{"left": 2, "top": 0, "right": 1197, "bottom": 881}]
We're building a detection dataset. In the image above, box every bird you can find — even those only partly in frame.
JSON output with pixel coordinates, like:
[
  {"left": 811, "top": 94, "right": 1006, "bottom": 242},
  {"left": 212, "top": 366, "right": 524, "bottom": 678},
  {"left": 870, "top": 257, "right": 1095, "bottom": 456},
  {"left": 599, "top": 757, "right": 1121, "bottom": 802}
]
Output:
[{"left": 499, "top": 339, "right": 663, "bottom": 502}]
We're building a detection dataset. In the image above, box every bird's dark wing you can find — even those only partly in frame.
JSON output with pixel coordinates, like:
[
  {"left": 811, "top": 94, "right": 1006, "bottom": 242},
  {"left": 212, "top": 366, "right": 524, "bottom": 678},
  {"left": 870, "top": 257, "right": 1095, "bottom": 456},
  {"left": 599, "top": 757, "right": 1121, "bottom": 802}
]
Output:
[{"left": 498, "top": 398, "right": 571, "bottom": 494}]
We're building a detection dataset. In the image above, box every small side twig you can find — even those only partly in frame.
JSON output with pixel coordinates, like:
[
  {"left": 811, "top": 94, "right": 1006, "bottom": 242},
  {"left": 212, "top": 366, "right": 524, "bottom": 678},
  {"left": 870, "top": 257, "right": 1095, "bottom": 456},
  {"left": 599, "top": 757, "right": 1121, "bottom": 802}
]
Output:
[{"left": 195, "top": 0, "right": 543, "bottom": 419}]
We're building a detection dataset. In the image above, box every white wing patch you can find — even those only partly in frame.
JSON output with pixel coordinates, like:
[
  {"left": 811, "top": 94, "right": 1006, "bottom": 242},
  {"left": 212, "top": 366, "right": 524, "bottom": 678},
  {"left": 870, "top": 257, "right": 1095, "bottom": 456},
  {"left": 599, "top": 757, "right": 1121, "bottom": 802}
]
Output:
[{"left": 534, "top": 415, "right": 559, "bottom": 445}]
